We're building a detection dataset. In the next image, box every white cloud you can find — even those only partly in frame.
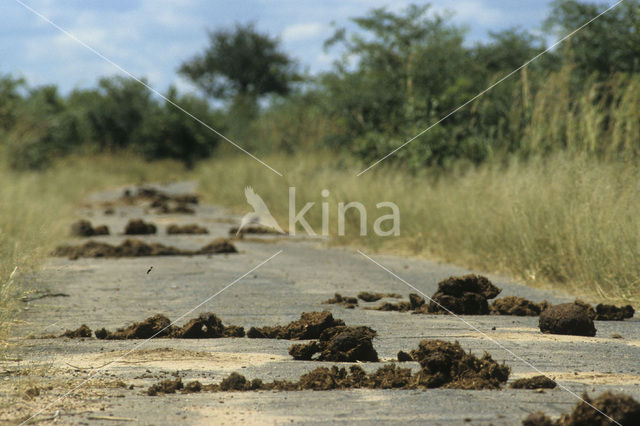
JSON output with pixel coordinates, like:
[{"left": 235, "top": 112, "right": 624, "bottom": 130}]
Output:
[
  {"left": 448, "top": 1, "right": 506, "bottom": 26},
  {"left": 282, "top": 22, "right": 325, "bottom": 42}
]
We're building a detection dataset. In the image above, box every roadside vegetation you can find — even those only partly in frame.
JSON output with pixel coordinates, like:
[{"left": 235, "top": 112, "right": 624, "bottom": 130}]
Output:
[
  {"left": 1, "top": 0, "right": 639, "bottom": 342},
  {"left": 195, "top": 151, "right": 640, "bottom": 304}
]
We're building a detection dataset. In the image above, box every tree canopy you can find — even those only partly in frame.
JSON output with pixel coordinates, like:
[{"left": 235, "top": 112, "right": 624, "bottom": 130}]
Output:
[{"left": 179, "top": 23, "right": 299, "bottom": 101}]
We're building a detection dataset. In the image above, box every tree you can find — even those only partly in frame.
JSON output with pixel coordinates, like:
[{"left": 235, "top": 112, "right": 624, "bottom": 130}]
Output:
[
  {"left": 472, "top": 29, "right": 550, "bottom": 76},
  {"left": 0, "top": 74, "right": 25, "bottom": 132},
  {"left": 4, "top": 84, "right": 82, "bottom": 170},
  {"left": 179, "top": 23, "right": 298, "bottom": 107},
  {"left": 321, "top": 4, "right": 479, "bottom": 168},
  {"left": 85, "top": 76, "right": 161, "bottom": 151},
  {"left": 546, "top": 0, "right": 640, "bottom": 76},
  {"left": 137, "top": 86, "right": 223, "bottom": 168},
  {"left": 324, "top": 4, "right": 470, "bottom": 130}
]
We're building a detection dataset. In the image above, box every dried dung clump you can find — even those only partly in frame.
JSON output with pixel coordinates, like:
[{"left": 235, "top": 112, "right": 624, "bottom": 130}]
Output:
[
  {"left": 52, "top": 238, "right": 236, "bottom": 259},
  {"left": 95, "top": 314, "right": 172, "bottom": 339},
  {"left": 523, "top": 391, "right": 640, "bottom": 425},
  {"left": 323, "top": 293, "right": 358, "bottom": 308},
  {"left": 539, "top": 303, "right": 596, "bottom": 337},
  {"left": 147, "top": 378, "right": 183, "bottom": 396},
  {"left": 595, "top": 303, "right": 635, "bottom": 321},
  {"left": 510, "top": 375, "right": 556, "bottom": 389},
  {"left": 490, "top": 297, "right": 550, "bottom": 316},
  {"left": 370, "top": 301, "right": 412, "bottom": 312},
  {"left": 294, "top": 365, "right": 413, "bottom": 390},
  {"left": 409, "top": 339, "right": 510, "bottom": 389},
  {"left": 122, "top": 187, "right": 199, "bottom": 206},
  {"left": 219, "top": 372, "right": 262, "bottom": 391},
  {"left": 574, "top": 299, "right": 596, "bottom": 319},
  {"left": 172, "top": 194, "right": 199, "bottom": 204},
  {"left": 197, "top": 239, "right": 238, "bottom": 255},
  {"left": 71, "top": 220, "right": 110, "bottom": 237},
  {"left": 171, "top": 313, "right": 245, "bottom": 338},
  {"left": 357, "top": 292, "right": 402, "bottom": 302},
  {"left": 94, "top": 312, "right": 244, "bottom": 340},
  {"left": 153, "top": 202, "right": 195, "bottom": 215},
  {"left": 229, "top": 224, "right": 283, "bottom": 235},
  {"left": 166, "top": 224, "right": 209, "bottom": 235},
  {"left": 289, "top": 326, "right": 379, "bottom": 362},
  {"left": 247, "top": 311, "right": 345, "bottom": 340},
  {"left": 124, "top": 219, "right": 157, "bottom": 235},
  {"left": 437, "top": 274, "right": 501, "bottom": 298},
  {"left": 570, "top": 299, "right": 636, "bottom": 321},
  {"left": 60, "top": 325, "right": 92, "bottom": 338},
  {"left": 397, "top": 351, "right": 413, "bottom": 362},
  {"left": 428, "top": 275, "right": 501, "bottom": 315},
  {"left": 368, "top": 293, "right": 425, "bottom": 312}
]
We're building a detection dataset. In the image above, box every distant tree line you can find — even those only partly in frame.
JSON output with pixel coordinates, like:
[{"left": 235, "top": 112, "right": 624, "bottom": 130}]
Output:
[{"left": 1, "top": 0, "right": 638, "bottom": 170}]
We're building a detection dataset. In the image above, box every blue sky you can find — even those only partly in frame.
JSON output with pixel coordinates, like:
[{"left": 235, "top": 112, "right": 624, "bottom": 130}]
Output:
[{"left": 2, "top": 1, "right": 570, "bottom": 95}]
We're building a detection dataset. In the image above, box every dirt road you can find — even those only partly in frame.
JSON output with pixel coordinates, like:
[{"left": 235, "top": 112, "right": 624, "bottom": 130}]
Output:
[{"left": 3, "top": 183, "right": 639, "bottom": 425}]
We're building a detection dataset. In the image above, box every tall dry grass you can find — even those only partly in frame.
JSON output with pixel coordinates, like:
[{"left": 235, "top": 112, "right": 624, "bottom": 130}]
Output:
[
  {"left": 0, "top": 153, "right": 186, "bottom": 347},
  {"left": 195, "top": 151, "right": 640, "bottom": 304},
  {"left": 517, "top": 68, "right": 640, "bottom": 159}
]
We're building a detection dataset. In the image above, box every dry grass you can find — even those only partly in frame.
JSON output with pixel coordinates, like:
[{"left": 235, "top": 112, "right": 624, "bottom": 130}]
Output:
[{"left": 194, "top": 152, "right": 640, "bottom": 304}]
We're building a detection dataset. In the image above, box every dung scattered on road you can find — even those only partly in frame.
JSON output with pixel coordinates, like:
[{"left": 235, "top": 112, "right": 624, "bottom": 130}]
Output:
[
  {"left": 152, "top": 202, "right": 195, "bottom": 215},
  {"left": 428, "top": 274, "right": 501, "bottom": 315},
  {"left": 60, "top": 324, "right": 92, "bottom": 338},
  {"left": 509, "top": 375, "right": 556, "bottom": 389},
  {"left": 147, "top": 378, "right": 184, "bottom": 396},
  {"left": 94, "top": 312, "right": 244, "bottom": 340},
  {"left": 71, "top": 220, "right": 109, "bottom": 237},
  {"left": 147, "top": 339, "right": 510, "bottom": 395},
  {"left": 121, "top": 187, "right": 199, "bottom": 206},
  {"left": 246, "top": 311, "right": 345, "bottom": 340},
  {"left": 52, "top": 238, "right": 237, "bottom": 259},
  {"left": 289, "top": 326, "right": 379, "bottom": 362},
  {"left": 595, "top": 303, "right": 635, "bottom": 321},
  {"left": 166, "top": 224, "right": 209, "bottom": 234},
  {"left": 408, "top": 339, "right": 510, "bottom": 389},
  {"left": 357, "top": 292, "right": 402, "bottom": 302},
  {"left": 490, "top": 296, "right": 550, "bottom": 316},
  {"left": 354, "top": 276, "right": 506, "bottom": 315},
  {"left": 323, "top": 293, "right": 358, "bottom": 308},
  {"left": 229, "top": 224, "right": 283, "bottom": 235},
  {"left": 368, "top": 293, "right": 425, "bottom": 312},
  {"left": 124, "top": 219, "right": 157, "bottom": 235},
  {"left": 539, "top": 302, "right": 597, "bottom": 337},
  {"left": 523, "top": 391, "right": 640, "bottom": 425}
]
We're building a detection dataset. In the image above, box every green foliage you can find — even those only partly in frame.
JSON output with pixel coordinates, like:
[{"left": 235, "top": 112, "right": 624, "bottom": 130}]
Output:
[
  {"left": 73, "top": 76, "right": 160, "bottom": 152},
  {"left": 319, "top": 4, "right": 546, "bottom": 169},
  {"left": 0, "top": 74, "right": 25, "bottom": 132},
  {"left": 138, "top": 87, "right": 222, "bottom": 168},
  {"left": 179, "top": 23, "right": 299, "bottom": 101},
  {"left": 179, "top": 23, "right": 300, "bottom": 141},
  {"left": 323, "top": 4, "right": 468, "bottom": 134},
  {"left": 546, "top": 0, "right": 640, "bottom": 76},
  {"left": 3, "top": 85, "right": 86, "bottom": 170},
  {"left": 1, "top": 75, "right": 223, "bottom": 169},
  {"left": 472, "top": 29, "right": 553, "bottom": 77}
]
